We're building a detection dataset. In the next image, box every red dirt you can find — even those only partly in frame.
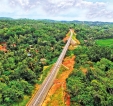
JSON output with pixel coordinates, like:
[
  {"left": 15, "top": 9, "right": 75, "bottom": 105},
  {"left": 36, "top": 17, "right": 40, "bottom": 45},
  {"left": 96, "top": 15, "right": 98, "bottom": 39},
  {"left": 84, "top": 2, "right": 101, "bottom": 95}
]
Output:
[
  {"left": 27, "top": 29, "right": 77, "bottom": 106},
  {"left": 63, "top": 31, "right": 71, "bottom": 43},
  {"left": 42, "top": 56, "right": 75, "bottom": 106},
  {"left": 65, "top": 93, "right": 70, "bottom": 106},
  {"left": 0, "top": 45, "right": 7, "bottom": 52},
  {"left": 63, "top": 36, "right": 70, "bottom": 43},
  {"left": 62, "top": 56, "right": 75, "bottom": 106},
  {"left": 0, "top": 42, "right": 7, "bottom": 52},
  {"left": 42, "top": 30, "right": 76, "bottom": 106}
]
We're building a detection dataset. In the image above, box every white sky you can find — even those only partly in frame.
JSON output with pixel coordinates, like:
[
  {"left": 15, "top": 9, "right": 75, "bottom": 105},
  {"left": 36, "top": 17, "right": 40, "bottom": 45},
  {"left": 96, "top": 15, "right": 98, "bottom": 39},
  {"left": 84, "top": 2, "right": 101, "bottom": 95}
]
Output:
[{"left": 0, "top": 0, "right": 113, "bottom": 22}]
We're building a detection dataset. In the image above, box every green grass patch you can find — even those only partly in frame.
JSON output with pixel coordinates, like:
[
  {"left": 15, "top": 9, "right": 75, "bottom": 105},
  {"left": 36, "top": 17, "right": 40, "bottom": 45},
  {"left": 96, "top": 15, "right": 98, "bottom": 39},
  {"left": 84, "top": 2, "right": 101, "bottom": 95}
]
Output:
[
  {"left": 56, "top": 65, "right": 67, "bottom": 79},
  {"left": 67, "top": 32, "right": 71, "bottom": 37},
  {"left": 72, "top": 33, "right": 76, "bottom": 40},
  {"left": 47, "top": 87, "right": 65, "bottom": 106},
  {"left": 38, "top": 64, "right": 53, "bottom": 84},
  {"left": 95, "top": 38, "right": 113, "bottom": 46}
]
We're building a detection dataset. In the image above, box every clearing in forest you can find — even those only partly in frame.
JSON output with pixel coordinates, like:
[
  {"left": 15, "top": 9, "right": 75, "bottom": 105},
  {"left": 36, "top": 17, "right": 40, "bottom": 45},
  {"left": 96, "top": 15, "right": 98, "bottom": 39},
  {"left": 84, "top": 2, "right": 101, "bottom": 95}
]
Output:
[{"left": 95, "top": 38, "right": 113, "bottom": 47}]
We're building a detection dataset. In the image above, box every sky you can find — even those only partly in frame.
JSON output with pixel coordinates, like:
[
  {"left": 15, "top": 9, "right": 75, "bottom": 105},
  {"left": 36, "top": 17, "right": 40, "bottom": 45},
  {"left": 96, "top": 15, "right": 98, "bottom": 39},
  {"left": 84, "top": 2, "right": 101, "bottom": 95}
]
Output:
[{"left": 0, "top": 0, "right": 113, "bottom": 22}]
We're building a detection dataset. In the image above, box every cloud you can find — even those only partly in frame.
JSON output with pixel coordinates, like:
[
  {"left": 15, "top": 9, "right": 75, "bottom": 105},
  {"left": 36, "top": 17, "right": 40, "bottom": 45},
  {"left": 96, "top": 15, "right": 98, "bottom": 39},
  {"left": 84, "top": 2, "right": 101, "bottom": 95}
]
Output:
[
  {"left": 0, "top": 0, "right": 11, "bottom": 13},
  {"left": 46, "top": 0, "right": 113, "bottom": 21},
  {"left": 9, "top": 0, "right": 40, "bottom": 10},
  {"left": 0, "top": 0, "right": 113, "bottom": 21},
  {"left": 43, "top": 0, "right": 75, "bottom": 14},
  {"left": 40, "top": 0, "right": 113, "bottom": 20},
  {"left": 85, "top": 2, "right": 113, "bottom": 20},
  {"left": 87, "top": 9, "right": 113, "bottom": 19},
  {"left": 41, "top": 0, "right": 106, "bottom": 14}
]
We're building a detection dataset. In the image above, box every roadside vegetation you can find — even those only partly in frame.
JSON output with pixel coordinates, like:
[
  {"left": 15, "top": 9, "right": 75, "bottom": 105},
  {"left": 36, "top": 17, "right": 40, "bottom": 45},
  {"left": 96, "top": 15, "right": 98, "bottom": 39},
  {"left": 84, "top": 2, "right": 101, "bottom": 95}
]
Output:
[
  {"left": 0, "top": 18, "right": 113, "bottom": 106},
  {"left": 0, "top": 19, "right": 69, "bottom": 106},
  {"left": 66, "top": 22, "right": 113, "bottom": 106}
]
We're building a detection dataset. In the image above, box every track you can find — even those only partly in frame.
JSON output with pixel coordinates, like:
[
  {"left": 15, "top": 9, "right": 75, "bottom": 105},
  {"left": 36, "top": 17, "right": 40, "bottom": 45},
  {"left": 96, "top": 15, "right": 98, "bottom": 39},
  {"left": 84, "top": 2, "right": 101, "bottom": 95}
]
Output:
[{"left": 27, "top": 29, "right": 73, "bottom": 106}]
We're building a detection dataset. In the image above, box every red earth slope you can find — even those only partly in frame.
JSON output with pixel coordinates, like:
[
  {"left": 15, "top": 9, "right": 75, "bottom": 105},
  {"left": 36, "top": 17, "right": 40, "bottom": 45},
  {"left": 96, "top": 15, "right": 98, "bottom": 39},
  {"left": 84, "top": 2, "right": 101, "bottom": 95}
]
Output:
[{"left": 42, "top": 56, "right": 75, "bottom": 106}]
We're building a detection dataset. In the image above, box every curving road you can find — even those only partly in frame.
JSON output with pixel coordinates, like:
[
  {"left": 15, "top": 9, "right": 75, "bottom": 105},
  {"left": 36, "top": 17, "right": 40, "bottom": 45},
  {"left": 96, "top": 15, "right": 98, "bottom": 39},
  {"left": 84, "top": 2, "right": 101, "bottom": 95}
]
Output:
[{"left": 27, "top": 29, "right": 73, "bottom": 106}]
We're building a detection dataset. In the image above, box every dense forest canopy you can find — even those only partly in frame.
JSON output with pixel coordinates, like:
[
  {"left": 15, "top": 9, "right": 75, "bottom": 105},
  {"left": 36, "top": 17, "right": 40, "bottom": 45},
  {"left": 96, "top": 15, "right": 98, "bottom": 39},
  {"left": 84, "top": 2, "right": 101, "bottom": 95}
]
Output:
[
  {"left": 66, "top": 21, "right": 113, "bottom": 105},
  {"left": 0, "top": 19, "right": 70, "bottom": 106},
  {"left": 0, "top": 18, "right": 113, "bottom": 106}
]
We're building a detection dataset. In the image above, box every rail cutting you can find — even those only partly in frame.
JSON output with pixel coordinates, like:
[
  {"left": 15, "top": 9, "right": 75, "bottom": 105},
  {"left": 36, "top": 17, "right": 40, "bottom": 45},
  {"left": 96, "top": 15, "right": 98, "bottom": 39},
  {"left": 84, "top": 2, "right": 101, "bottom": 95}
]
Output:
[{"left": 27, "top": 29, "right": 73, "bottom": 106}]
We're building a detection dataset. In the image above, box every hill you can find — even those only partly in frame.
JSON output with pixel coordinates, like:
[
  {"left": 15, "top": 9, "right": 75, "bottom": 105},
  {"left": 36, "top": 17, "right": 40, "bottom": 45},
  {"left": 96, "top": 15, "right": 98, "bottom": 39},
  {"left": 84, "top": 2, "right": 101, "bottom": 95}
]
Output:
[{"left": 0, "top": 17, "right": 13, "bottom": 20}]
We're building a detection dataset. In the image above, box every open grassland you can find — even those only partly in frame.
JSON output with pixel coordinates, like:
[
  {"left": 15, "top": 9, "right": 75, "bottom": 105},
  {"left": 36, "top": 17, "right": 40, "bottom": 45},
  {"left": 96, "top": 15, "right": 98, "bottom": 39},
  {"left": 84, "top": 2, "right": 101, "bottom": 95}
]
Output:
[{"left": 95, "top": 38, "right": 113, "bottom": 46}]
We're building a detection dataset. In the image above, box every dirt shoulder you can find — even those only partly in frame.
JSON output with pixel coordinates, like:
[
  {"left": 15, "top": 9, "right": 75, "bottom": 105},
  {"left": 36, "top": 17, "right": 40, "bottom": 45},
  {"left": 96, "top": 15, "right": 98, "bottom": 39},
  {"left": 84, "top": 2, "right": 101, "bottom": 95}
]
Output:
[{"left": 42, "top": 56, "right": 75, "bottom": 106}]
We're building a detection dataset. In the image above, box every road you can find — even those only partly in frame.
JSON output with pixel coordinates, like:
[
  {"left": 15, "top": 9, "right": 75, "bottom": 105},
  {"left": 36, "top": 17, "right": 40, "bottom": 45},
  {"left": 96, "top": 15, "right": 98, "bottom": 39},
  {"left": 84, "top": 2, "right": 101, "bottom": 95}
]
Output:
[{"left": 27, "top": 29, "right": 73, "bottom": 106}]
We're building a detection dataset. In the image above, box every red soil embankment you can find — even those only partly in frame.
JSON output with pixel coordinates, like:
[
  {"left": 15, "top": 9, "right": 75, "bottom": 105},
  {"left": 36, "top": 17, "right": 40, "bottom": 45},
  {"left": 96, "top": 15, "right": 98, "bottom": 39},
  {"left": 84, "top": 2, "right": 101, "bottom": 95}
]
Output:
[
  {"left": 42, "top": 56, "right": 75, "bottom": 106},
  {"left": 0, "top": 42, "right": 7, "bottom": 52},
  {"left": 63, "top": 30, "right": 73, "bottom": 43},
  {"left": 63, "top": 36, "right": 70, "bottom": 43},
  {"left": 62, "top": 56, "right": 75, "bottom": 106},
  {"left": 0, "top": 45, "right": 7, "bottom": 52}
]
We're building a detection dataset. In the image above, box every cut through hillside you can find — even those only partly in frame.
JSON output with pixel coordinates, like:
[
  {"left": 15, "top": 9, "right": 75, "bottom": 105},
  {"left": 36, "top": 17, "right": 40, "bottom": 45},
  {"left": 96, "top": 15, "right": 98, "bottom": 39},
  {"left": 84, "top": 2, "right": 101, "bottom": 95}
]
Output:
[{"left": 42, "top": 56, "right": 75, "bottom": 106}]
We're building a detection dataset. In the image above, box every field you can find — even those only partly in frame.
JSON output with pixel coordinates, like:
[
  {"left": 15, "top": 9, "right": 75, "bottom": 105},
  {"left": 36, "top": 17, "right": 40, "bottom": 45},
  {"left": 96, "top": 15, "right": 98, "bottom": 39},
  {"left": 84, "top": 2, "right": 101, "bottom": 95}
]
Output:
[{"left": 95, "top": 38, "right": 113, "bottom": 46}]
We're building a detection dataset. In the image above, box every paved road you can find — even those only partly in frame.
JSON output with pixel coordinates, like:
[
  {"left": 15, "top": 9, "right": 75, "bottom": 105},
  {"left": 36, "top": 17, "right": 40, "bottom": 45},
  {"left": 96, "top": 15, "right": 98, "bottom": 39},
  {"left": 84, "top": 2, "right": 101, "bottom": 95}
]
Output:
[{"left": 27, "top": 29, "right": 73, "bottom": 106}]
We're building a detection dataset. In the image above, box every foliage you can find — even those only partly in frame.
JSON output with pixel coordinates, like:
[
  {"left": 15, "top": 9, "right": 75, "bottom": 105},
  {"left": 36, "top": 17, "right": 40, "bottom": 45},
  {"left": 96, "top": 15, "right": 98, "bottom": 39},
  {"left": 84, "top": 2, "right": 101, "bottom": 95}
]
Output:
[
  {"left": 67, "top": 59, "right": 113, "bottom": 106},
  {"left": 1, "top": 19, "right": 113, "bottom": 105},
  {"left": 66, "top": 21, "right": 113, "bottom": 106},
  {"left": 95, "top": 38, "right": 113, "bottom": 47},
  {"left": 66, "top": 23, "right": 113, "bottom": 105},
  {"left": 0, "top": 19, "right": 69, "bottom": 105}
]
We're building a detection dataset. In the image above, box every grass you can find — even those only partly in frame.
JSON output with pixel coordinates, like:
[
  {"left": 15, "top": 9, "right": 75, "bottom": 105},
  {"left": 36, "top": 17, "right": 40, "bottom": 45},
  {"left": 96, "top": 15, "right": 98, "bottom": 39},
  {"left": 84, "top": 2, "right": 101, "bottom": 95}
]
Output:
[
  {"left": 47, "top": 87, "right": 65, "bottom": 106},
  {"left": 95, "top": 38, "right": 113, "bottom": 46},
  {"left": 38, "top": 64, "right": 53, "bottom": 84},
  {"left": 72, "top": 33, "right": 76, "bottom": 41},
  {"left": 56, "top": 65, "right": 67, "bottom": 79}
]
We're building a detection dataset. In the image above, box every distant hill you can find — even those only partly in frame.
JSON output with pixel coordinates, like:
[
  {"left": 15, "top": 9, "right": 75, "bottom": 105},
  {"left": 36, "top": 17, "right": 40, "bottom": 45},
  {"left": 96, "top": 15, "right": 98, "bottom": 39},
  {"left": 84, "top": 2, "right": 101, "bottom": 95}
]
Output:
[
  {"left": 0, "top": 17, "right": 13, "bottom": 20},
  {"left": 61, "top": 20, "right": 113, "bottom": 25},
  {"left": 0, "top": 17, "right": 113, "bottom": 25}
]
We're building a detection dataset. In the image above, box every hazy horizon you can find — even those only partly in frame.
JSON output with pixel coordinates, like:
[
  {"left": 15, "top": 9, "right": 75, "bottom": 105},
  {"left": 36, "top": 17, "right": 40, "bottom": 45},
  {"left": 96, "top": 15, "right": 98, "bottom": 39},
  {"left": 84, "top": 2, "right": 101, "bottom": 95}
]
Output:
[{"left": 0, "top": 0, "right": 113, "bottom": 22}]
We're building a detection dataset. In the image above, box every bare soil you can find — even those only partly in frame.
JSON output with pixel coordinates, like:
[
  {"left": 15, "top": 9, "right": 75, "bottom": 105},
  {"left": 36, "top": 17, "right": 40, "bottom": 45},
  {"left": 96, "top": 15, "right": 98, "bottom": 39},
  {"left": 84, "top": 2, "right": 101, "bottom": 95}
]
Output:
[{"left": 42, "top": 56, "right": 75, "bottom": 106}]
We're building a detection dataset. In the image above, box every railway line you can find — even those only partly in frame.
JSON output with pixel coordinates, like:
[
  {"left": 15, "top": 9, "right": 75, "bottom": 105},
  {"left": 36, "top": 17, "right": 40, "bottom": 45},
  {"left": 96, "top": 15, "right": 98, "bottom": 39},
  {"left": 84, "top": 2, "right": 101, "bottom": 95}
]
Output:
[{"left": 27, "top": 29, "right": 73, "bottom": 106}]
